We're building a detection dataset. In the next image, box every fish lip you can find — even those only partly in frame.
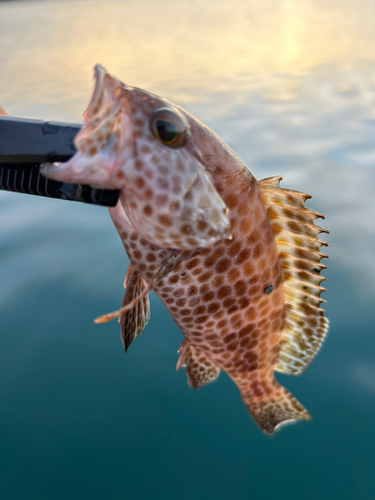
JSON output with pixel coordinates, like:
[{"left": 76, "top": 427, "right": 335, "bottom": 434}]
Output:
[
  {"left": 83, "top": 64, "right": 106, "bottom": 122},
  {"left": 40, "top": 161, "right": 64, "bottom": 175}
]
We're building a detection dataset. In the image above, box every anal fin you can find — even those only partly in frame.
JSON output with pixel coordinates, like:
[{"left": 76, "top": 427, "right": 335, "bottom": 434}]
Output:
[
  {"left": 177, "top": 341, "right": 220, "bottom": 389},
  {"left": 119, "top": 264, "right": 150, "bottom": 353}
]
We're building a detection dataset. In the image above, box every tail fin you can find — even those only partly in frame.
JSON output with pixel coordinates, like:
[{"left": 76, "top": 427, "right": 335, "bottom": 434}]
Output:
[
  {"left": 242, "top": 383, "right": 311, "bottom": 435},
  {"left": 0, "top": 106, "right": 8, "bottom": 116}
]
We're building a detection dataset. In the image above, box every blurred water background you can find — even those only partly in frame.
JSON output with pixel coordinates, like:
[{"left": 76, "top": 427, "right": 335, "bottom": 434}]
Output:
[{"left": 1, "top": 0, "right": 375, "bottom": 498}]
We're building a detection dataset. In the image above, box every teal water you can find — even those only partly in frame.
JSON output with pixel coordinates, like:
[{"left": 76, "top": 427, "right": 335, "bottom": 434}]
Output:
[{"left": 1, "top": 1, "right": 375, "bottom": 498}]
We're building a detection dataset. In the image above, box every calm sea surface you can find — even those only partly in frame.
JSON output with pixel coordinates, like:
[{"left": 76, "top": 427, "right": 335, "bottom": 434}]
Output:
[{"left": 1, "top": 1, "right": 375, "bottom": 499}]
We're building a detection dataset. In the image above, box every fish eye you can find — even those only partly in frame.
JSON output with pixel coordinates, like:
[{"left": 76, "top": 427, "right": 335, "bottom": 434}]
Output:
[{"left": 150, "top": 108, "right": 189, "bottom": 148}]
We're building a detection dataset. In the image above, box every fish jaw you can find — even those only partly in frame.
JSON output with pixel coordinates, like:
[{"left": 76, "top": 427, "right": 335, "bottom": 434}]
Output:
[
  {"left": 41, "top": 65, "right": 232, "bottom": 249},
  {"left": 40, "top": 148, "right": 128, "bottom": 189},
  {"left": 41, "top": 65, "right": 133, "bottom": 189}
]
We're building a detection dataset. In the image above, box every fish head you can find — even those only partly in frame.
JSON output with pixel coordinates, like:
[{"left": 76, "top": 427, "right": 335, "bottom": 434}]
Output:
[{"left": 41, "top": 65, "right": 231, "bottom": 249}]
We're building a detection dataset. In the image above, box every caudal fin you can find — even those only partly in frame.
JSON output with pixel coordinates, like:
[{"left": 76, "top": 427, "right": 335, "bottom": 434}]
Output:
[
  {"left": 242, "top": 384, "right": 311, "bottom": 434},
  {"left": 0, "top": 106, "right": 9, "bottom": 116}
]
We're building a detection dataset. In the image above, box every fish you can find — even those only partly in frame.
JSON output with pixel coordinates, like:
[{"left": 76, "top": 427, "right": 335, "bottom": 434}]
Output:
[{"left": 41, "top": 65, "right": 329, "bottom": 434}]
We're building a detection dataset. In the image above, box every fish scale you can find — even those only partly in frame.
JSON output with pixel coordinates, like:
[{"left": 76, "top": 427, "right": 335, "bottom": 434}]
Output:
[{"left": 40, "top": 65, "right": 328, "bottom": 434}]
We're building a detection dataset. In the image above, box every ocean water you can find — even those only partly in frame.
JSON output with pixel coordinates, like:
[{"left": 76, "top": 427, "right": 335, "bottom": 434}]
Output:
[{"left": 1, "top": 1, "right": 375, "bottom": 498}]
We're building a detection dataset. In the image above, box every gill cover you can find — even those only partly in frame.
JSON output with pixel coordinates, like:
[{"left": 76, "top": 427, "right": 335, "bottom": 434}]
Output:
[{"left": 41, "top": 65, "right": 231, "bottom": 250}]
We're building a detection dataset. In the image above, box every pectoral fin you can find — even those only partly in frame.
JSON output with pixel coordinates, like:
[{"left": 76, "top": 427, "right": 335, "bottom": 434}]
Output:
[
  {"left": 119, "top": 264, "right": 150, "bottom": 353},
  {"left": 95, "top": 252, "right": 178, "bottom": 324},
  {"left": 177, "top": 341, "right": 220, "bottom": 389}
]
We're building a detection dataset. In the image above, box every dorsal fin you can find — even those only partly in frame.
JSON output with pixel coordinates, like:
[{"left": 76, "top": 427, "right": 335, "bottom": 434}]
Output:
[{"left": 259, "top": 176, "right": 329, "bottom": 375}]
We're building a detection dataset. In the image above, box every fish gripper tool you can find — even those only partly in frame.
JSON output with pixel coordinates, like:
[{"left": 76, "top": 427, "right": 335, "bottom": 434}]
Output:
[{"left": 0, "top": 116, "right": 119, "bottom": 207}]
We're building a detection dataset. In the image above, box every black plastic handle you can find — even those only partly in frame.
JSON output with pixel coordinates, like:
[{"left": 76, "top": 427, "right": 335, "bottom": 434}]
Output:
[
  {"left": 0, "top": 116, "right": 80, "bottom": 163},
  {"left": 0, "top": 116, "right": 119, "bottom": 207}
]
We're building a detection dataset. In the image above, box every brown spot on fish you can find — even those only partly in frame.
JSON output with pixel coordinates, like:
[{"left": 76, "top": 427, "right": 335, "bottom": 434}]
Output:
[
  {"left": 145, "top": 169, "right": 154, "bottom": 180},
  {"left": 181, "top": 225, "right": 193, "bottom": 235},
  {"left": 236, "top": 248, "right": 251, "bottom": 264},
  {"left": 143, "top": 205, "right": 153, "bottom": 216},
  {"left": 134, "top": 118, "right": 145, "bottom": 127},
  {"left": 217, "top": 285, "right": 231, "bottom": 299},
  {"left": 140, "top": 144, "right": 151, "bottom": 154},
  {"left": 198, "top": 271, "right": 213, "bottom": 283},
  {"left": 135, "top": 177, "right": 145, "bottom": 189},
  {"left": 226, "top": 193, "right": 238, "bottom": 209},
  {"left": 146, "top": 253, "right": 156, "bottom": 263},
  {"left": 135, "top": 159, "right": 144, "bottom": 170},
  {"left": 215, "top": 257, "right": 231, "bottom": 273}
]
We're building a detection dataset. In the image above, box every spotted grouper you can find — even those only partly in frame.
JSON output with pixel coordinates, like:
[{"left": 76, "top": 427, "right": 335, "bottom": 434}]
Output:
[{"left": 41, "top": 65, "right": 329, "bottom": 434}]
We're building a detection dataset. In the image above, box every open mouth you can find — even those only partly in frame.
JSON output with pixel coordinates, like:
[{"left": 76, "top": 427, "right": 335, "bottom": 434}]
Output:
[{"left": 40, "top": 65, "right": 132, "bottom": 189}]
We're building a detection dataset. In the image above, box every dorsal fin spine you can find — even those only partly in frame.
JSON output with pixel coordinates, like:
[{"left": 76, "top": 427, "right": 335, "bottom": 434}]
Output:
[
  {"left": 277, "top": 241, "right": 329, "bottom": 260},
  {"left": 286, "top": 277, "right": 327, "bottom": 292},
  {"left": 284, "top": 292, "right": 326, "bottom": 305},
  {"left": 282, "top": 265, "right": 327, "bottom": 279},
  {"left": 270, "top": 216, "right": 329, "bottom": 235},
  {"left": 267, "top": 201, "right": 325, "bottom": 221},
  {"left": 274, "top": 228, "right": 329, "bottom": 246},
  {"left": 283, "top": 286, "right": 326, "bottom": 303},
  {"left": 279, "top": 254, "right": 328, "bottom": 269}
]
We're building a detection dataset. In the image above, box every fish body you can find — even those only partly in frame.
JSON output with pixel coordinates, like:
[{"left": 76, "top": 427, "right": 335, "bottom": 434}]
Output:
[{"left": 41, "top": 66, "right": 328, "bottom": 434}]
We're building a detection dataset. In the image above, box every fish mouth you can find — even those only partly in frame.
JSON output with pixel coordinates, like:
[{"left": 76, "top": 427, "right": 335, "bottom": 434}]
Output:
[{"left": 41, "top": 65, "right": 133, "bottom": 189}]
